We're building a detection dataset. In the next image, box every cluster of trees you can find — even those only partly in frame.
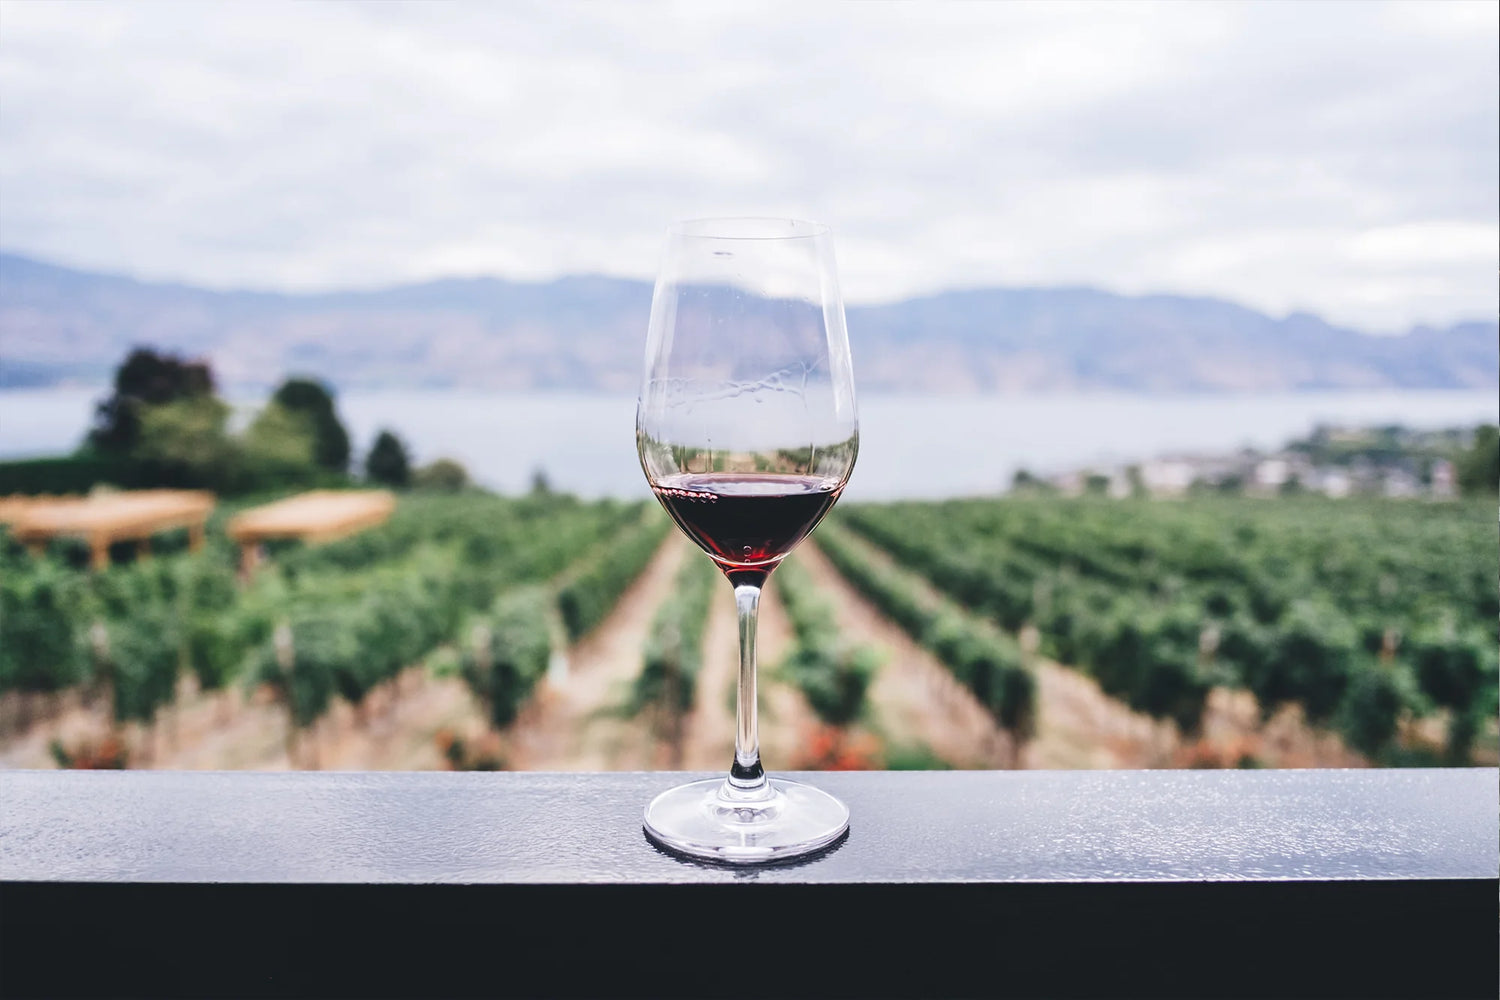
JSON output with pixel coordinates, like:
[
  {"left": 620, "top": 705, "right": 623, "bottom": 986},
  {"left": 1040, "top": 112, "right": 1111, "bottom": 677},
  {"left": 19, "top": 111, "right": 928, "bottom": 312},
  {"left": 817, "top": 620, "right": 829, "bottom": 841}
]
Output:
[
  {"left": 1456, "top": 424, "right": 1499, "bottom": 494},
  {"left": 81, "top": 348, "right": 353, "bottom": 493},
  {"left": 0, "top": 346, "right": 474, "bottom": 496}
]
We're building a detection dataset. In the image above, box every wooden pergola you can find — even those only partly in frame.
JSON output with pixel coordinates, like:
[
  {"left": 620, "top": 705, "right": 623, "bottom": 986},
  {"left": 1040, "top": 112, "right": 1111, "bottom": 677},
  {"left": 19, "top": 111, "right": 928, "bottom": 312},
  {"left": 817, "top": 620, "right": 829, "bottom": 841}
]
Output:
[
  {"left": 5, "top": 490, "right": 216, "bottom": 570},
  {"left": 227, "top": 489, "right": 396, "bottom": 573}
]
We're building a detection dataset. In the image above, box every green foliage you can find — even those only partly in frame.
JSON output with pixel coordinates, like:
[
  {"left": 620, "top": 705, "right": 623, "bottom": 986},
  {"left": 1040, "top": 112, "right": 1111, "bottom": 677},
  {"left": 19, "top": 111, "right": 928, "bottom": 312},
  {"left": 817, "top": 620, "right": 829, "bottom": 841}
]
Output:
[
  {"left": 630, "top": 553, "right": 718, "bottom": 720},
  {"left": 788, "top": 640, "right": 881, "bottom": 729},
  {"left": 266, "top": 619, "right": 343, "bottom": 728},
  {"left": 242, "top": 402, "right": 317, "bottom": 473},
  {"left": 271, "top": 377, "right": 352, "bottom": 473},
  {"left": 105, "top": 608, "right": 180, "bottom": 724},
  {"left": 1456, "top": 424, "right": 1498, "bottom": 495},
  {"left": 1242, "top": 601, "right": 1356, "bottom": 723},
  {"left": 0, "top": 454, "right": 150, "bottom": 494},
  {"left": 557, "top": 513, "right": 670, "bottom": 641},
  {"left": 30, "top": 351, "right": 355, "bottom": 495},
  {"left": 89, "top": 347, "right": 216, "bottom": 454},
  {"left": 241, "top": 495, "right": 635, "bottom": 730},
  {"left": 3, "top": 493, "right": 644, "bottom": 739},
  {"left": 181, "top": 556, "right": 251, "bottom": 692},
  {"left": 1338, "top": 664, "right": 1415, "bottom": 759},
  {"left": 813, "top": 522, "right": 1035, "bottom": 739},
  {"left": 773, "top": 556, "right": 881, "bottom": 730},
  {"left": 186, "top": 616, "right": 245, "bottom": 693},
  {"left": 836, "top": 494, "right": 1497, "bottom": 760},
  {"left": 1408, "top": 623, "right": 1500, "bottom": 761},
  {"left": 462, "top": 587, "right": 554, "bottom": 730},
  {"left": 413, "top": 458, "right": 471, "bottom": 492},
  {"left": 1010, "top": 468, "right": 1056, "bottom": 494},
  {"left": 1410, "top": 624, "right": 1497, "bottom": 711},
  {"left": 883, "top": 744, "right": 955, "bottom": 770},
  {"left": 365, "top": 430, "right": 412, "bottom": 488},
  {"left": 0, "top": 554, "right": 89, "bottom": 695},
  {"left": 133, "top": 396, "right": 237, "bottom": 487}
]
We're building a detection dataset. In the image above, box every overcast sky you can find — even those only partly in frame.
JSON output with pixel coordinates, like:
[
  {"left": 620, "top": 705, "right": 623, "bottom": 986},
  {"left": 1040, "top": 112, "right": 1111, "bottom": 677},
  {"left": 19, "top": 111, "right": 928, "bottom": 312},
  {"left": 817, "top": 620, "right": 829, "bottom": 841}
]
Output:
[{"left": 0, "top": 0, "right": 1495, "bottom": 330}]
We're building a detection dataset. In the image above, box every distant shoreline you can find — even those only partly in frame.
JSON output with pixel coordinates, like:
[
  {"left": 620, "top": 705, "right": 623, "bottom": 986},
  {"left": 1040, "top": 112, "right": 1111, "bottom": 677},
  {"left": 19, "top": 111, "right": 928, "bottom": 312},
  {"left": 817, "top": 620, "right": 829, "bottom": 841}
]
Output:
[{"left": 3, "top": 387, "right": 1494, "bottom": 500}]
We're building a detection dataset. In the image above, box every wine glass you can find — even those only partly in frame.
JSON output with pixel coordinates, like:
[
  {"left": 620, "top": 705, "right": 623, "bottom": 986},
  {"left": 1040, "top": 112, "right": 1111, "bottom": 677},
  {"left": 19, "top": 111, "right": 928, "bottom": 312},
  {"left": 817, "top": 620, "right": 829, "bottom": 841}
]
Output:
[{"left": 637, "top": 217, "right": 858, "bottom": 864}]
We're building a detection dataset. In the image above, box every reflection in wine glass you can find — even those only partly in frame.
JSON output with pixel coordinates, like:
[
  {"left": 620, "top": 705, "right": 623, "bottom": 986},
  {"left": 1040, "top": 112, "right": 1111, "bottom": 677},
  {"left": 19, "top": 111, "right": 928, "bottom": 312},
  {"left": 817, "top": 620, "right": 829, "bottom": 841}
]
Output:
[{"left": 637, "top": 217, "right": 857, "bottom": 864}]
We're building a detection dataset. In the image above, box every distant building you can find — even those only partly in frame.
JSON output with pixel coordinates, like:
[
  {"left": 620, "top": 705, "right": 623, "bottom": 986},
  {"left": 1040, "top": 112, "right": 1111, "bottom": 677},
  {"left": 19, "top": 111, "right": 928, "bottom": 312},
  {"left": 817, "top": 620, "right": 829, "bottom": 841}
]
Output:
[
  {"left": 1053, "top": 471, "right": 1085, "bottom": 497},
  {"left": 1431, "top": 459, "right": 1456, "bottom": 498},
  {"left": 1319, "top": 469, "right": 1352, "bottom": 498},
  {"left": 1140, "top": 459, "right": 1196, "bottom": 497},
  {"left": 1253, "top": 459, "right": 1290, "bottom": 493},
  {"left": 1382, "top": 469, "right": 1421, "bottom": 498}
]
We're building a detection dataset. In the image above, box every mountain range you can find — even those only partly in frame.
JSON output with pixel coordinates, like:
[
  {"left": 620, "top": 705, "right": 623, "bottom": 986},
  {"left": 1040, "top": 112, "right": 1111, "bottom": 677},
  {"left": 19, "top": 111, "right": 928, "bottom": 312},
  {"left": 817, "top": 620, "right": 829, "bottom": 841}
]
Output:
[{"left": 1, "top": 251, "right": 1493, "bottom": 393}]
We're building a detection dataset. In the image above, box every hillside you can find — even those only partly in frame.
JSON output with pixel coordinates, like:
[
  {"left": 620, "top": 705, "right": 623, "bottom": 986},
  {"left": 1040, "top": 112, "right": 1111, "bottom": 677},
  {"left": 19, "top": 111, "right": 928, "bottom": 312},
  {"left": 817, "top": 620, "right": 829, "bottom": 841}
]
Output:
[{"left": 1, "top": 251, "right": 1493, "bottom": 392}]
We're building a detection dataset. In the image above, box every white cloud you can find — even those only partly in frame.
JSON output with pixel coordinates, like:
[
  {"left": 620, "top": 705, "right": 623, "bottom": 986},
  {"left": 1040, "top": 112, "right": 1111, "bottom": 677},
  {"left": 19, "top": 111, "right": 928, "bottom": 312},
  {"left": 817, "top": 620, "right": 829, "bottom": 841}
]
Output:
[
  {"left": 0, "top": 0, "right": 1494, "bottom": 329},
  {"left": 1349, "top": 221, "right": 1499, "bottom": 267}
]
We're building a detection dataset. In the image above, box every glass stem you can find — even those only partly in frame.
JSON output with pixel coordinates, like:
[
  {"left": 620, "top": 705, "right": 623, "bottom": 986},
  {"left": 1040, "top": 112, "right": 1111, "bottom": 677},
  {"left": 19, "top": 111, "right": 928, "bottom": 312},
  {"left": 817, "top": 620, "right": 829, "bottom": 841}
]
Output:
[{"left": 726, "top": 580, "right": 771, "bottom": 798}]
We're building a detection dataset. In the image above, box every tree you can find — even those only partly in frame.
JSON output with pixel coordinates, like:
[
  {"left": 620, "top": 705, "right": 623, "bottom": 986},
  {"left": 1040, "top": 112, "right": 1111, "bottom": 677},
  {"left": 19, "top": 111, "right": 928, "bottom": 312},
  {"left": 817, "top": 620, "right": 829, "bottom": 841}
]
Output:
[
  {"left": 413, "top": 458, "right": 470, "bottom": 492},
  {"left": 88, "top": 348, "right": 215, "bottom": 453},
  {"left": 241, "top": 403, "right": 318, "bottom": 486},
  {"left": 133, "top": 397, "right": 235, "bottom": 487},
  {"left": 270, "top": 378, "right": 351, "bottom": 473},
  {"left": 365, "top": 430, "right": 411, "bottom": 487},
  {"left": 1456, "top": 424, "right": 1498, "bottom": 495},
  {"left": 1010, "top": 468, "right": 1058, "bottom": 495}
]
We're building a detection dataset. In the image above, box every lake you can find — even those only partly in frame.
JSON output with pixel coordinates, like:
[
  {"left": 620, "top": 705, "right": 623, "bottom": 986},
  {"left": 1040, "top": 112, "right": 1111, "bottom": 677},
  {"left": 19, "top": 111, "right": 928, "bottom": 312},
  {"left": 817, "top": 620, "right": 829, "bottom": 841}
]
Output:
[{"left": 2, "top": 387, "right": 1495, "bottom": 500}]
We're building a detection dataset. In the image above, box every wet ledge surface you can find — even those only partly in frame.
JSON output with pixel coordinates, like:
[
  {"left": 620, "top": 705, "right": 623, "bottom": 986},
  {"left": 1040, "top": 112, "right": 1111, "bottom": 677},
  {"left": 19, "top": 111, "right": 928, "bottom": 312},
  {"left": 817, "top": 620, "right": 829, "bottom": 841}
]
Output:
[{"left": 2, "top": 768, "right": 1495, "bottom": 998}]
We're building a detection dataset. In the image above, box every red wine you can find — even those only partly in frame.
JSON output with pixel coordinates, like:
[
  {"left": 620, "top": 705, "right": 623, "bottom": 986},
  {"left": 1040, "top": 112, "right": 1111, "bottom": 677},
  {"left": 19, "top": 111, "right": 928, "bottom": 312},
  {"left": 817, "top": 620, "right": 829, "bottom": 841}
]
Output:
[{"left": 651, "top": 473, "right": 842, "bottom": 572}]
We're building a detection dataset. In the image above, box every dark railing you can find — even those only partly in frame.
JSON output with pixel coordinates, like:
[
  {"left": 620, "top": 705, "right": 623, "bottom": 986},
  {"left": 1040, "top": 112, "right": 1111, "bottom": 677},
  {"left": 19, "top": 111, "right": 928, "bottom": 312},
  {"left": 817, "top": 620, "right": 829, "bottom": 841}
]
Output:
[{"left": 1, "top": 768, "right": 1495, "bottom": 998}]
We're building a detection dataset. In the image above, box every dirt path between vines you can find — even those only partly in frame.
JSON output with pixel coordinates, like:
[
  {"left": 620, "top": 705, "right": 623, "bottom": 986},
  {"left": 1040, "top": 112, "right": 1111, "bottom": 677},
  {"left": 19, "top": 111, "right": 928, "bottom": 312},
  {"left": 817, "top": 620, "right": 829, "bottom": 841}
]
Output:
[
  {"left": 678, "top": 572, "right": 811, "bottom": 771},
  {"left": 793, "top": 541, "right": 1025, "bottom": 768},
  {"left": 0, "top": 662, "right": 487, "bottom": 772},
  {"left": 506, "top": 535, "right": 686, "bottom": 770},
  {"left": 753, "top": 576, "right": 821, "bottom": 769},
  {"left": 680, "top": 590, "right": 738, "bottom": 770}
]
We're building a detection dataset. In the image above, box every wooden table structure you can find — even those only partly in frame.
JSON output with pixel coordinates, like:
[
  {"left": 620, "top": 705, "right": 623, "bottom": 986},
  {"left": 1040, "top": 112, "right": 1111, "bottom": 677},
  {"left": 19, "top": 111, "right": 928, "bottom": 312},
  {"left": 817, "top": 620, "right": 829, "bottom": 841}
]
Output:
[
  {"left": 0, "top": 494, "right": 72, "bottom": 527},
  {"left": 226, "top": 489, "right": 396, "bottom": 573},
  {"left": 4, "top": 490, "right": 215, "bottom": 570}
]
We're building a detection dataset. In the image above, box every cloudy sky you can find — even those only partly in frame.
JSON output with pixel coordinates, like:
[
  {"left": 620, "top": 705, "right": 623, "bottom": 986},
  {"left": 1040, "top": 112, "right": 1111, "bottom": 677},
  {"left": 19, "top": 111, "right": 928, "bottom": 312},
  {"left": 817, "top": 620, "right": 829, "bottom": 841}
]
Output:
[{"left": 0, "top": 0, "right": 1495, "bottom": 330}]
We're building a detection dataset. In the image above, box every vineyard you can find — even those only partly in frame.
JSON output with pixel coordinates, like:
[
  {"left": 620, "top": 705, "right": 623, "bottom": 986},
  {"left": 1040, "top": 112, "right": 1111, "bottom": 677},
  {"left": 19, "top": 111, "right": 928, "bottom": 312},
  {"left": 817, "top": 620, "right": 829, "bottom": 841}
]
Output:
[
  {"left": 0, "top": 493, "right": 663, "bottom": 768},
  {"left": 2, "top": 491, "right": 1495, "bottom": 771},
  {"left": 834, "top": 496, "right": 1499, "bottom": 765}
]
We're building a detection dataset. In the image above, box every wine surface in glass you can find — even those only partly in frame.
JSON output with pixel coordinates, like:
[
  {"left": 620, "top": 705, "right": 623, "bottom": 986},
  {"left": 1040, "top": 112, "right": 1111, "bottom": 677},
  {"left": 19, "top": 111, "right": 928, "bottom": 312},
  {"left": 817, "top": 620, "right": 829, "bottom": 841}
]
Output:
[{"left": 650, "top": 472, "right": 842, "bottom": 570}]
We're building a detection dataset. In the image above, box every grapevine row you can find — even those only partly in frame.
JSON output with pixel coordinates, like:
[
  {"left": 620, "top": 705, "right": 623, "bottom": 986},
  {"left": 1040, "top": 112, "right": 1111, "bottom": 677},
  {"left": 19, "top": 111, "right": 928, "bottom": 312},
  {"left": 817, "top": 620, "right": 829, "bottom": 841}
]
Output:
[
  {"left": 836, "top": 498, "right": 1497, "bottom": 761},
  {"left": 773, "top": 555, "right": 881, "bottom": 731},
  {"left": 809, "top": 522, "right": 1036, "bottom": 743},
  {"left": 0, "top": 496, "right": 667, "bottom": 755},
  {"left": 626, "top": 550, "right": 719, "bottom": 763}
]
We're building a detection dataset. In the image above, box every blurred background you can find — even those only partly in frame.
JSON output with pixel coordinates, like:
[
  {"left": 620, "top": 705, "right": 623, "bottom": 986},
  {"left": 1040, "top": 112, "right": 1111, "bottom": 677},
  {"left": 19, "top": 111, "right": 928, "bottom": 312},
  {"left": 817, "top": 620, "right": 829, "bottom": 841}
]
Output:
[{"left": 1, "top": 0, "right": 1495, "bottom": 773}]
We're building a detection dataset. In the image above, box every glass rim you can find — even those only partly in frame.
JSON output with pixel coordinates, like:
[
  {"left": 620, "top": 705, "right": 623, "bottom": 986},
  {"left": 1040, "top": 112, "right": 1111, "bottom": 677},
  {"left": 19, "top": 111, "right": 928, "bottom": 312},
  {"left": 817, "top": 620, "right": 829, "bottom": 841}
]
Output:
[{"left": 667, "top": 217, "right": 831, "bottom": 241}]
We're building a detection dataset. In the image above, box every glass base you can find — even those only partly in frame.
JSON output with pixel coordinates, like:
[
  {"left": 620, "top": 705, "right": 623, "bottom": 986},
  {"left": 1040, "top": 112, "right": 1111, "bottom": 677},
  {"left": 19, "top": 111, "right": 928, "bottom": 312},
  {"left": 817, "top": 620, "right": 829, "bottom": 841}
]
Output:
[{"left": 643, "top": 777, "right": 850, "bottom": 865}]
